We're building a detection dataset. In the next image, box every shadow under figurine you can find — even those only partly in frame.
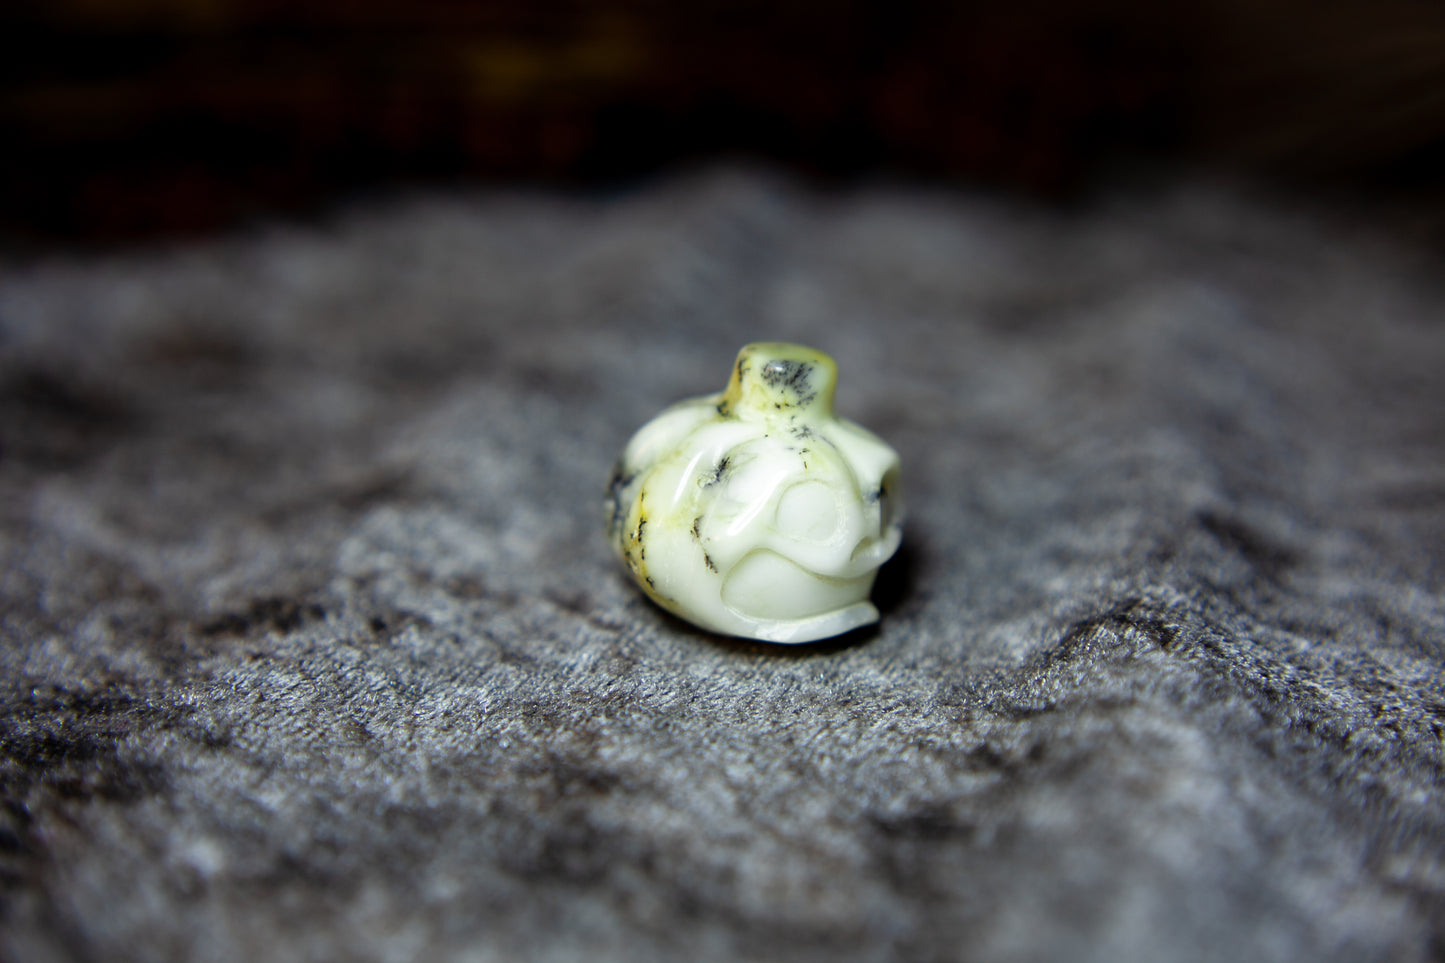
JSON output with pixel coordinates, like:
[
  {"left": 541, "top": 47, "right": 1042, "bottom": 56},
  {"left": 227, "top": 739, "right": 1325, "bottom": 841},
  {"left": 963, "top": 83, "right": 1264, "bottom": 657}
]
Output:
[{"left": 607, "top": 342, "right": 903, "bottom": 643}]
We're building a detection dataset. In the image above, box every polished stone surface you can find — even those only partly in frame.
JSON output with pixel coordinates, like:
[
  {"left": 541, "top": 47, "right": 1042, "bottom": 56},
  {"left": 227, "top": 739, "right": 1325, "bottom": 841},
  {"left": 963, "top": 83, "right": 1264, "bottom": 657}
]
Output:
[
  {"left": 608, "top": 341, "right": 903, "bottom": 643},
  {"left": 1, "top": 170, "right": 1442, "bottom": 962}
]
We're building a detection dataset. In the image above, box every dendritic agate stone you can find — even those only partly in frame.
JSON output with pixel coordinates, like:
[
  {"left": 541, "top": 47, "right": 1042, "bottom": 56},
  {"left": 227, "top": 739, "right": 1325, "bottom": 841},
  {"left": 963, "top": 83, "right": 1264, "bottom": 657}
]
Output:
[{"left": 606, "top": 342, "right": 903, "bottom": 643}]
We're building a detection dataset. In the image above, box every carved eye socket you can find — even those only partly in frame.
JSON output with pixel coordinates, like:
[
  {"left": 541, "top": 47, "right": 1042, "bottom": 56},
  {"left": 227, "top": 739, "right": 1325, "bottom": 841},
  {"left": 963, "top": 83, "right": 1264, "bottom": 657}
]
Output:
[
  {"left": 776, "top": 480, "right": 837, "bottom": 541},
  {"left": 876, "top": 467, "right": 901, "bottom": 534}
]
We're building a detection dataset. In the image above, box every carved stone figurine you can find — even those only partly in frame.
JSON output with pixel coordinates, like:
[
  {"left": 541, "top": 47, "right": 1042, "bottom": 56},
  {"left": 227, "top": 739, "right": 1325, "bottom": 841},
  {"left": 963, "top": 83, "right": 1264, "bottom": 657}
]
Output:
[{"left": 606, "top": 342, "right": 903, "bottom": 643}]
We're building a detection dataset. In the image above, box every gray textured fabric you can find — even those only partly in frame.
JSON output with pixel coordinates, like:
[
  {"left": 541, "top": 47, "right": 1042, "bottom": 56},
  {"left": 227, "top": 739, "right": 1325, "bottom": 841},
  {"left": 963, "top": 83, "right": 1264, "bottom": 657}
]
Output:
[{"left": 1, "top": 170, "right": 1442, "bottom": 962}]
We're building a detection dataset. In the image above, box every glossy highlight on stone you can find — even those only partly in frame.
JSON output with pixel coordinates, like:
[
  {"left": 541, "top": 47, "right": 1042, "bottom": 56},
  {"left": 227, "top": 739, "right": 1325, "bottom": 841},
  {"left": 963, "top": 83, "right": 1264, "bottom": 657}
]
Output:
[{"left": 606, "top": 342, "right": 903, "bottom": 643}]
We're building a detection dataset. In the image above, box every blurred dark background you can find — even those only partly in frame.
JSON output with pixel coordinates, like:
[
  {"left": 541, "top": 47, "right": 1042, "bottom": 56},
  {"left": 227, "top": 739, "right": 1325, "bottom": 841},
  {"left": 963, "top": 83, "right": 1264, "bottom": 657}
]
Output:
[{"left": 4, "top": 0, "right": 1445, "bottom": 241}]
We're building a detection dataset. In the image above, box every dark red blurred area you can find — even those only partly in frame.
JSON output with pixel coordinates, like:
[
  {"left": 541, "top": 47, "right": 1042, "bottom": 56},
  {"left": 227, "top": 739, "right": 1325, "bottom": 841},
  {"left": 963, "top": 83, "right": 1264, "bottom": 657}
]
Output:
[{"left": 4, "top": 0, "right": 1444, "bottom": 240}]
